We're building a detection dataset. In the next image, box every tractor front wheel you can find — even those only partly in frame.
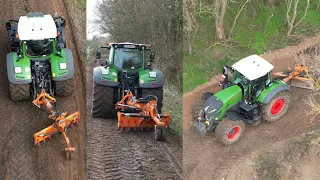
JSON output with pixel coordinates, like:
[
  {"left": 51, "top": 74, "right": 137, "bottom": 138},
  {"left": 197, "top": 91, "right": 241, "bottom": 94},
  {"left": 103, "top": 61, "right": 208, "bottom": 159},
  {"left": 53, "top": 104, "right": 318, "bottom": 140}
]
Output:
[
  {"left": 262, "top": 91, "right": 291, "bottom": 123},
  {"left": 55, "top": 79, "right": 74, "bottom": 97},
  {"left": 91, "top": 83, "right": 115, "bottom": 118},
  {"left": 9, "top": 83, "right": 30, "bottom": 101},
  {"left": 215, "top": 118, "right": 245, "bottom": 145}
]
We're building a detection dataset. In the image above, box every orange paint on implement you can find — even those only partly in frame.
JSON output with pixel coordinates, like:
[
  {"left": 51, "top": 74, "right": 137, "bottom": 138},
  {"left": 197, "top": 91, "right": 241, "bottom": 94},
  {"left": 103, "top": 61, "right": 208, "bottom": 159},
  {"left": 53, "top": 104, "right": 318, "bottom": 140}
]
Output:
[
  {"left": 116, "top": 91, "right": 170, "bottom": 130},
  {"left": 32, "top": 90, "right": 80, "bottom": 156}
]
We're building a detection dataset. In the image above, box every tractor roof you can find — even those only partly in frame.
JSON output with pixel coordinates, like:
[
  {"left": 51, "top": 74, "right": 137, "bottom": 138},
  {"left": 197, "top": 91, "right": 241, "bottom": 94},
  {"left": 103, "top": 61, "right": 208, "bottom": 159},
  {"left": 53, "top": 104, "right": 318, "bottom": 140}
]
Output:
[
  {"left": 18, "top": 13, "right": 57, "bottom": 41},
  {"left": 232, "top": 55, "right": 274, "bottom": 81},
  {"left": 107, "top": 42, "right": 151, "bottom": 49}
]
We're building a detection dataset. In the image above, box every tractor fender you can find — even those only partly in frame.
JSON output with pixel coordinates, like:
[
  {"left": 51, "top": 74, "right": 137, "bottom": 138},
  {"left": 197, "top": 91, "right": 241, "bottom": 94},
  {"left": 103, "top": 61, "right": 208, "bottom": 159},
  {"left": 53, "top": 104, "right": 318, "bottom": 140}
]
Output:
[
  {"left": 259, "top": 84, "right": 291, "bottom": 104},
  {"left": 6, "top": 52, "right": 32, "bottom": 84},
  {"left": 139, "top": 70, "right": 164, "bottom": 88},
  {"left": 93, "top": 66, "right": 119, "bottom": 86},
  {"left": 52, "top": 48, "right": 74, "bottom": 81}
]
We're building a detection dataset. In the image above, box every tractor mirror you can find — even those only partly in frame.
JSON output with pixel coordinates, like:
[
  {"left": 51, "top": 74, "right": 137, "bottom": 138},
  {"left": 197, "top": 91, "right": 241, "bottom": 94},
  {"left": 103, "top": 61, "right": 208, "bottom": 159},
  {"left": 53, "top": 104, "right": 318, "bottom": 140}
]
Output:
[
  {"left": 149, "top": 52, "right": 155, "bottom": 62},
  {"left": 222, "top": 66, "right": 228, "bottom": 75}
]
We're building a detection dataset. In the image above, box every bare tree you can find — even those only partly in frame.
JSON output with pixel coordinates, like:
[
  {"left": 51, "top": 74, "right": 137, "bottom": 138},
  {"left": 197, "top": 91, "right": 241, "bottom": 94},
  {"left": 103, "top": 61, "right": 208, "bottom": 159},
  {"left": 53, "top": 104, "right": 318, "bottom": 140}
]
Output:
[
  {"left": 285, "top": 0, "right": 310, "bottom": 36},
  {"left": 214, "top": 0, "right": 227, "bottom": 40},
  {"left": 94, "top": 0, "right": 183, "bottom": 90},
  {"left": 228, "top": 0, "right": 250, "bottom": 39},
  {"left": 184, "top": 0, "right": 197, "bottom": 54}
]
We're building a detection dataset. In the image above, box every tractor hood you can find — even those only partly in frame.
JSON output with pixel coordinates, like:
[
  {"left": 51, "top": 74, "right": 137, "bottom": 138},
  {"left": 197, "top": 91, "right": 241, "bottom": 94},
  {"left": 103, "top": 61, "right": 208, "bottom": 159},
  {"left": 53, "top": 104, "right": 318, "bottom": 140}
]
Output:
[
  {"left": 204, "top": 85, "right": 242, "bottom": 121},
  {"left": 193, "top": 85, "right": 242, "bottom": 136}
]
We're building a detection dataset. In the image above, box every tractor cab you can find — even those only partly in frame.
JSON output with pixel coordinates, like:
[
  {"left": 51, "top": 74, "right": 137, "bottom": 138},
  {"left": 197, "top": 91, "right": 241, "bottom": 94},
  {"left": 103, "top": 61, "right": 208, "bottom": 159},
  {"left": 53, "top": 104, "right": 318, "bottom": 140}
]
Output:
[
  {"left": 17, "top": 13, "right": 58, "bottom": 57},
  {"left": 97, "top": 42, "right": 154, "bottom": 70},
  {"left": 223, "top": 55, "right": 274, "bottom": 102}
]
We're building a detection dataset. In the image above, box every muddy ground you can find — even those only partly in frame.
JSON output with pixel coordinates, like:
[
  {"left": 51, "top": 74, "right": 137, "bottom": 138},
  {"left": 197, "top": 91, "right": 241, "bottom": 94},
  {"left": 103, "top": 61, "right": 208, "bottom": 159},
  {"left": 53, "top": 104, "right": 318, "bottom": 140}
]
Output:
[
  {"left": 85, "top": 61, "right": 183, "bottom": 180},
  {"left": 0, "top": 0, "right": 86, "bottom": 179},
  {"left": 223, "top": 131, "right": 320, "bottom": 180},
  {"left": 183, "top": 33, "right": 320, "bottom": 180}
]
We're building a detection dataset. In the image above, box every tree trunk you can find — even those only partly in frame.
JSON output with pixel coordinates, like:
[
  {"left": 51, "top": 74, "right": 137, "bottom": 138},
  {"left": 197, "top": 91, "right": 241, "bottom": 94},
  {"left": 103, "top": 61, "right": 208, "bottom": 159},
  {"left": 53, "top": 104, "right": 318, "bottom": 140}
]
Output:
[
  {"left": 214, "top": 0, "right": 226, "bottom": 41},
  {"left": 215, "top": 22, "right": 225, "bottom": 40}
]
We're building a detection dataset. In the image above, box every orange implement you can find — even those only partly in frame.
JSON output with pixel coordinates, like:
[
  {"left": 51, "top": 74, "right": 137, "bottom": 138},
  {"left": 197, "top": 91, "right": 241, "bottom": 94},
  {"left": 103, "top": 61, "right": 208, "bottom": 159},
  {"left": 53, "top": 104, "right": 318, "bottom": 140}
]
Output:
[
  {"left": 32, "top": 90, "right": 80, "bottom": 159},
  {"left": 273, "top": 64, "right": 314, "bottom": 90},
  {"left": 116, "top": 91, "right": 170, "bottom": 141}
]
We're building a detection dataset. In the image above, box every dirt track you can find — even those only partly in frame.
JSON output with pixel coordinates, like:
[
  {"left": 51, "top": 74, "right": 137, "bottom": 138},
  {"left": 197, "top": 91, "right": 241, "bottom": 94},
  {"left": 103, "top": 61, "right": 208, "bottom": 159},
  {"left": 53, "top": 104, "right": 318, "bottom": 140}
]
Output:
[
  {"left": 0, "top": 1, "right": 86, "bottom": 179},
  {"left": 85, "top": 62, "right": 183, "bottom": 180},
  {"left": 183, "top": 33, "right": 320, "bottom": 179}
]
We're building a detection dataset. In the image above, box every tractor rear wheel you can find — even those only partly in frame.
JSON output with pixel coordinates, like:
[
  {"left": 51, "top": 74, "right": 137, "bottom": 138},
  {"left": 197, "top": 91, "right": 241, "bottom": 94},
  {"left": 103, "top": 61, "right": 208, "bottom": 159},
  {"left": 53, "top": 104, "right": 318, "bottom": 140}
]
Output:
[
  {"left": 215, "top": 118, "right": 245, "bottom": 145},
  {"left": 91, "top": 83, "right": 115, "bottom": 118},
  {"left": 141, "top": 88, "right": 163, "bottom": 113},
  {"left": 9, "top": 83, "right": 30, "bottom": 101},
  {"left": 262, "top": 91, "right": 291, "bottom": 122},
  {"left": 55, "top": 79, "right": 74, "bottom": 97},
  {"left": 192, "top": 92, "right": 214, "bottom": 120}
]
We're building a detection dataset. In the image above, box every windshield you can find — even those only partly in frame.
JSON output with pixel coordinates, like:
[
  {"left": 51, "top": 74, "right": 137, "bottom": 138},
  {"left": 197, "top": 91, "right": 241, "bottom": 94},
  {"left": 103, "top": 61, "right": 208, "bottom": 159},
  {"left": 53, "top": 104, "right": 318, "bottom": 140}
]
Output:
[
  {"left": 233, "top": 70, "right": 249, "bottom": 84},
  {"left": 26, "top": 39, "right": 53, "bottom": 56},
  {"left": 113, "top": 48, "right": 142, "bottom": 69}
]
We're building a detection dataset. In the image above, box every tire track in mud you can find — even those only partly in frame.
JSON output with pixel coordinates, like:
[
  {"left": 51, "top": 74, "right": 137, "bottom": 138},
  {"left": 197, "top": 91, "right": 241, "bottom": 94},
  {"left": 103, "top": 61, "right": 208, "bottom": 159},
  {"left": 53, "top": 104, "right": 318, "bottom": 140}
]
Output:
[
  {"left": 86, "top": 119, "right": 152, "bottom": 180},
  {"left": 0, "top": 1, "right": 86, "bottom": 179},
  {"left": 86, "top": 64, "right": 183, "bottom": 180},
  {"left": 5, "top": 101, "right": 37, "bottom": 179},
  {"left": 0, "top": 1, "right": 37, "bottom": 179}
]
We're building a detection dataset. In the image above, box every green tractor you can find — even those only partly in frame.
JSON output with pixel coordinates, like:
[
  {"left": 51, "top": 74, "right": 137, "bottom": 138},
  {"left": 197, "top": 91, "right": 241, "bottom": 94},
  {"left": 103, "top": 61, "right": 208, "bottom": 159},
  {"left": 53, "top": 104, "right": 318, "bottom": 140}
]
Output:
[
  {"left": 193, "top": 55, "right": 291, "bottom": 145},
  {"left": 92, "top": 42, "right": 164, "bottom": 118},
  {"left": 6, "top": 12, "right": 74, "bottom": 101}
]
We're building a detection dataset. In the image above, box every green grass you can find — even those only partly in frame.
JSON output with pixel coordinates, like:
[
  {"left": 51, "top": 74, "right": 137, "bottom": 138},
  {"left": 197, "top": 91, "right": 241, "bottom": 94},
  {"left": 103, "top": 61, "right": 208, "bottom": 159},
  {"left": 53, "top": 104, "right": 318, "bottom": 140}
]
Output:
[
  {"left": 73, "top": 0, "right": 86, "bottom": 8},
  {"left": 183, "top": 1, "right": 320, "bottom": 93},
  {"left": 163, "top": 87, "right": 182, "bottom": 135}
]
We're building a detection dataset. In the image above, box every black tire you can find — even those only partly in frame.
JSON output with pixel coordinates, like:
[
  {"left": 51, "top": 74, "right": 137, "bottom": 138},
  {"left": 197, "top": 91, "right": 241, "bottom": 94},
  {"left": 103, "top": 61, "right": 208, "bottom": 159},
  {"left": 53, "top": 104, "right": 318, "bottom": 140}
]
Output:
[
  {"left": 215, "top": 118, "right": 245, "bottom": 145},
  {"left": 262, "top": 91, "right": 291, "bottom": 123},
  {"left": 154, "top": 127, "right": 167, "bottom": 141},
  {"left": 9, "top": 83, "right": 30, "bottom": 101},
  {"left": 141, "top": 88, "right": 163, "bottom": 113},
  {"left": 65, "top": 151, "right": 74, "bottom": 160},
  {"left": 91, "top": 83, "right": 115, "bottom": 118},
  {"left": 191, "top": 92, "right": 214, "bottom": 120},
  {"left": 55, "top": 79, "right": 74, "bottom": 97}
]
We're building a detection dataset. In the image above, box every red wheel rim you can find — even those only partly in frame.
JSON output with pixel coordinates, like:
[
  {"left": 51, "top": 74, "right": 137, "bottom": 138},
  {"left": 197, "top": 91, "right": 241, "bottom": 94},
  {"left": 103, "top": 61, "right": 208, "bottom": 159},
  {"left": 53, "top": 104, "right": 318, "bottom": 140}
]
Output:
[
  {"left": 271, "top": 98, "right": 285, "bottom": 115},
  {"left": 227, "top": 126, "right": 240, "bottom": 140}
]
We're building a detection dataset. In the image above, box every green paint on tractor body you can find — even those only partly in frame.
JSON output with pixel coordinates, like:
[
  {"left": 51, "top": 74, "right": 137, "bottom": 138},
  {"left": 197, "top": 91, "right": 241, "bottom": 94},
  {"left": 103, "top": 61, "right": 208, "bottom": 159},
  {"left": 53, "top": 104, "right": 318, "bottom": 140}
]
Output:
[
  {"left": 213, "top": 85, "right": 242, "bottom": 120},
  {"left": 257, "top": 80, "right": 287, "bottom": 103},
  {"left": 100, "top": 67, "right": 118, "bottom": 83},
  {"left": 12, "top": 39, "right": 69, "bottom": 81}
]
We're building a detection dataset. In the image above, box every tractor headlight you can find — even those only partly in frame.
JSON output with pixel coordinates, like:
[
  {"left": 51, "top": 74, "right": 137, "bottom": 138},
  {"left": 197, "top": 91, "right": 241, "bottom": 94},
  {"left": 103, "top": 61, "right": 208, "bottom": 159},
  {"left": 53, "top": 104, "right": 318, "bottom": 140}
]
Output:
[
  {"left": 15, "top": 67, "right": 22, "bottom": 74},
  {"left": 149, "top": 71, "right": 156, "bottom": 78},
  {"left": 59, "top": 63, "right": 67, "bottom": 70},
  {"left": 101, "top": 69, "right": 109, "bottom": 75}
]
